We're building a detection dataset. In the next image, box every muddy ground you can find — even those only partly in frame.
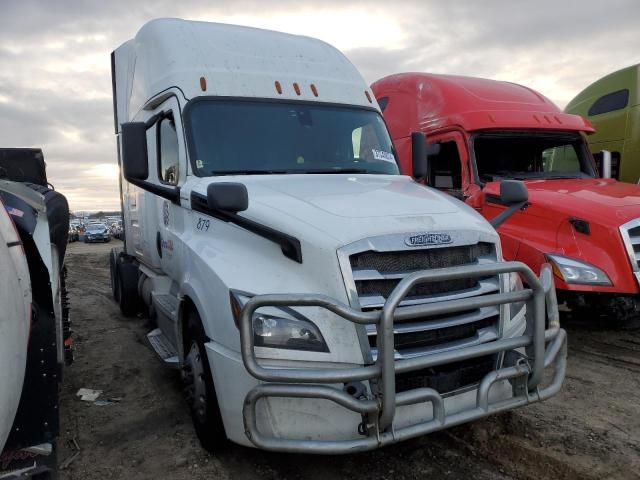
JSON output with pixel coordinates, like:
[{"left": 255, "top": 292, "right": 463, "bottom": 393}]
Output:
[{"left": 58, "top": 240, "right": 640, "bottom": 479}]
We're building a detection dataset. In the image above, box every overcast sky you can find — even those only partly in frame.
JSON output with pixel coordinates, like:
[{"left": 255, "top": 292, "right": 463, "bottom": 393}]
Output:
[{"left": 0, "top": 0, "right": 638, "bottom": 211}]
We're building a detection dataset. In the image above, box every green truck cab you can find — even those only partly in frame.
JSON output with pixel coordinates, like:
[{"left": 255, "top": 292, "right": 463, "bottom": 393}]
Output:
[{"left": 565, "top": 64, "right": 640, "bottom": 182}]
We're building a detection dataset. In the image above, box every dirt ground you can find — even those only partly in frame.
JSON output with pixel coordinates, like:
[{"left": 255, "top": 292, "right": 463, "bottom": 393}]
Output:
[{"left": 58, "top": 240, "right": 640, "bottom": 480}]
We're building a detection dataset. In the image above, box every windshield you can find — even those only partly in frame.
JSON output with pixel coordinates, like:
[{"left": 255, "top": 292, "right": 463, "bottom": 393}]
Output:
[
  {"left": 186, "top": 99, "right": 399, "bottom": 176},
  {"left": 473, "top": 132, "right": 596, "bottom": 182},
  {"left": 87, "top": 224, "right": 106, "bottom": 232}
]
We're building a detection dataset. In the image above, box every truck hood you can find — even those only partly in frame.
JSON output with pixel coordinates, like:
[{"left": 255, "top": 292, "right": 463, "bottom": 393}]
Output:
[
  {"left": 486, "top": 178, "right": 640, "bottom": 226},
  {"left": 192, "top": 174, "right": 496, "bottom": 247}
]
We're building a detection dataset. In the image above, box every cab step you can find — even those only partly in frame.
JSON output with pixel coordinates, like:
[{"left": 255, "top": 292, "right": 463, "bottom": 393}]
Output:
[
  {"left": 147, "top": 328, "right": 179, "bottom": 368},
  {"left": 152, "top": 293, "right": 178, "bottom": 321}
]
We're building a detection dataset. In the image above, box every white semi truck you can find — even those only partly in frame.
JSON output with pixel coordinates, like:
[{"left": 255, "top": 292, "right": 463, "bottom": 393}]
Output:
[{"left": 110, "top": 18, "right": 567, "bottom": 453}]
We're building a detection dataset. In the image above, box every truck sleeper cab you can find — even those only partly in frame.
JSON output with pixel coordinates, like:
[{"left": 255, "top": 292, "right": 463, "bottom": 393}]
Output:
[
  {"left": 565, "top": 63, "right": 640, "bottom": 183},
  {"left": 372, "top": 73, "right": 640, "bottom": 325},
  {"left": 111, "top": 19, "right": 566, "bottom": 453}
]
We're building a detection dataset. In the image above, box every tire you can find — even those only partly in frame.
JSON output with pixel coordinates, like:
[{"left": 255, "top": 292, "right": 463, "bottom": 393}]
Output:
[
  {"left": 116, "top": 257, "right": 140, "bottom": 317},
  {"left": 183, "top": 310, "right": 227, "bottom": 453},
  {"left": 109, "top": 248, "right": 120, "bottom": 302},
  {"left": 565, "top": 294, "right": 640, "bottom": 329}
]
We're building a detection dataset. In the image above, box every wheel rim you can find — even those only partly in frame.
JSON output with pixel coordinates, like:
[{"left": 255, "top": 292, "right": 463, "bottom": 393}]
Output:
[{"left": 185, "top": 342, "right": 207, "bottom": 424}]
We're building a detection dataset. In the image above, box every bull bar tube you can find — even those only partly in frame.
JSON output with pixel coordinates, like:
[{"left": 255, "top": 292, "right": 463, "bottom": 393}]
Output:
[{"left": 239, "top": 261, "right": 567, "bottom": 453}]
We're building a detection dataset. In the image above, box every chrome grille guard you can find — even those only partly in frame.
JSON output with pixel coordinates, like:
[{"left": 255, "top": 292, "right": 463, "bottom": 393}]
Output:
[{"left": 240, "top": 261, "right": 567, "bottom": 454}]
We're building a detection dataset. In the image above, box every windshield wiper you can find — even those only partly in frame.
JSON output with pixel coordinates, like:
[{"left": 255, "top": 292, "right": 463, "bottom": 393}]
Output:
[
  {"left": 297, "top": 168, "right": 372, "bottom": 174},
  {"left": 542, "top": 173, "right": 590, "bottom": 179},
  {"left": 209, "top": 170, "right": 291, "bottom": 176},
  {"left": 491, "top": 171, "right": 588, "bottom": 180},
  {"left": 209, "top": 168, "right": 378, "bottom": 175}
]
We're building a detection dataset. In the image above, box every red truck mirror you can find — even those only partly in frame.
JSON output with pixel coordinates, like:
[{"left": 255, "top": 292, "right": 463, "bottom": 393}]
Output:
[
  {"left": 411, "top": 132, "right": 441, "bottom": 183},
  {"left": 411, "top": 132, "right": 427, "bottom": 180},
  {"left": 489, "top": 180, "right": 528, "bottom": 229},
  {"left": 499, "top": 179, "right": 528, "bottom": 204}
]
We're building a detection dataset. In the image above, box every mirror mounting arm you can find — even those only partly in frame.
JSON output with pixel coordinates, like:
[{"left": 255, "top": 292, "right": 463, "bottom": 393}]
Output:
[
  {"left": 489, "top": 200, "right": 528, "bottom": 229},
  {"left": 144, "top": 109, "right": 172, "bottom": 129},
  {"left": 489, "top": 179, "right": 529, "bottom": 229}
]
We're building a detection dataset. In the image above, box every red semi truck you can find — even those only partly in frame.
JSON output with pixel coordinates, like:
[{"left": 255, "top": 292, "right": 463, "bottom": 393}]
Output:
[{"left": 372, "top": 73, "right": 640, "bottom": 324}]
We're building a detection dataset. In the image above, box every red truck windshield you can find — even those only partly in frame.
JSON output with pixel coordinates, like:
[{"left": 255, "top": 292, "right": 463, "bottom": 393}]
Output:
[
  {"left": 185, "top": 99, "right": 399, "bottom": 177},
  {"left": 473, "top": 132, "right": 596, "bottom": 182}
]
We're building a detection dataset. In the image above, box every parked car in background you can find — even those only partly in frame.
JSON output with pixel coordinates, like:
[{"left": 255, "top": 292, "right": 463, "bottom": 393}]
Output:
[
  {"left": 68, "top": 225, "right": 79, "bottom": 242},
  {"left": 565, "top": 64, "right": 640, "bottom": 183},
  {"left": 109, "top": 223, "right": 124, "bottom": 240},
  {"left": 84, "top": 223, "right": 111, "bottom": 243}
]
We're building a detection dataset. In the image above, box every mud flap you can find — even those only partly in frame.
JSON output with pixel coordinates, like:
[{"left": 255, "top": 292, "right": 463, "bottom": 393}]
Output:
[{"left": 1, "top": 224, "right": 59, "bottom": 477}]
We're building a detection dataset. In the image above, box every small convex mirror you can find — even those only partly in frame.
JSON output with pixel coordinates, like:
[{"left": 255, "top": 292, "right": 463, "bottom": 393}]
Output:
[
  {"left": 499, "top": 180, "right": 528, "bottom": 205},
  {"left": 207, "top": 182, "right": 249, "bottom": 213}
]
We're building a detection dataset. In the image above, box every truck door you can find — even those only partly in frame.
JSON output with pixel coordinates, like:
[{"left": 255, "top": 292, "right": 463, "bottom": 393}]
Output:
[
  {"left": 426, "top": 132, "right": 520, "bottom": 259},
  {"left": 152, "top": 97, "right": 186, "bottom": 282},
  {"left": 426, "top": 132, "right": 473, "bottom": 201}
]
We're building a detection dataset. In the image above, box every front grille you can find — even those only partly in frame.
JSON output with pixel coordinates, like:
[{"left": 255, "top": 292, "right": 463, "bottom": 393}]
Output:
[
  {"left": 369, "top": 316, "right": 496, "bottom": 351},
  {"left": 356, "top": 277, "right": 476, "bottom": 300},
  {"left": 620, "top": 220, "right": 640, "bottom": 271},
  {"left": 345, "top": 239, "right": 499, "bottom": 393},
  {"left": 395, "top": 355, "right": 496, "bottom": 394},
  {"left": 351, "top": 243, "right": 493, "bottom": 272},
  {"left": 349, "top": 242, "right": 496, "bottom": 310}
]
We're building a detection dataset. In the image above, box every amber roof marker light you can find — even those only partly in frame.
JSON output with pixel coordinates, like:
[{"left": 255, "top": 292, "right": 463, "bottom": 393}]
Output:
[
  {"left": 200, "top": 76, "right": 207, "bottom": 92},
  {"left": 275, "top": 80, "right": 283, "bottom": 94},
  {"left": 310, "top": 84, "right": 318, "bottom": 97}
]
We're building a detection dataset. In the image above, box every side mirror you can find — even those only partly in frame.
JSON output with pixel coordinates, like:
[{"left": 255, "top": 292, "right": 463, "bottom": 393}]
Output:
[
  {"left": 500, "top": 179, "right": 528, "bottom": 204},
  {"left": 207, "top": 182, "right": 249, "bottom": 213},
  {"left": 490, "top": 180, "right": 528, "bottom": 229},
  {"left": 411, "top": 132, "right": 427, "bottom": 180},
  {"left": 411, "top": 132, "right": 441, "bottom": 182},
  {"left": 121, "top": 122, "right": 149, "bottom": 181},
  {"left": 600, "top": 150, "right": 612, "bottom": 178}
]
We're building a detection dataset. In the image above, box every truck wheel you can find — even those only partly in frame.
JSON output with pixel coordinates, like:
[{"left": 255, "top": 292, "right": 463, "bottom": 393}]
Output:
[
  {"left": 109, "top": 249, "right": 120, "bottom": 302},
  {"left": 116, "top": 257, "right": 140, "bottom": 317},
  {"left": 567, "top": 295, "right": 639, "bottom": 329},
  {"left": 183, "top": 310, "right": 227, "bottom": 453}
]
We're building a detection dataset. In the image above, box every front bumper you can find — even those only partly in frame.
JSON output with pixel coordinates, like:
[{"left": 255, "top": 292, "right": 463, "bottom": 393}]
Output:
[
  {"left": 239, "top": 261, "right": 566, "bottom": 453},
  {"left": 85, "top": 235, "right": 108, "bottom": 242}
]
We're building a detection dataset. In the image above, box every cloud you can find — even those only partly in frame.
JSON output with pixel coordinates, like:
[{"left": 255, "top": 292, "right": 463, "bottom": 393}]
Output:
[{"left": 0, "top": 0, "right": 638, "bottom": 210}]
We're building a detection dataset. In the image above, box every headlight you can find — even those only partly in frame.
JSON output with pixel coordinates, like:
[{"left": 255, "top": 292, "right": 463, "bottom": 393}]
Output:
[
  {"left": 546, "top": 254, "right": 611, "bottom": 286},
  {"left": 230, "top": 291, "right": 329, "bottom": 353}
]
